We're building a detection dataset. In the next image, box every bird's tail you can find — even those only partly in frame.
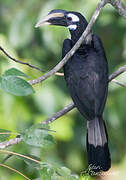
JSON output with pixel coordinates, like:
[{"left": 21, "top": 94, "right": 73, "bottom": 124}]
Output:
[{"left": 86, "top": 117, "right": 111, "bottom": 173}]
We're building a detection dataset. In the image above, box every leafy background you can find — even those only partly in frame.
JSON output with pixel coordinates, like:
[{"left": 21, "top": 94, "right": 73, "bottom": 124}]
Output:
[{"left": 0, "top": 0, "right": 126, "bottom": 179}]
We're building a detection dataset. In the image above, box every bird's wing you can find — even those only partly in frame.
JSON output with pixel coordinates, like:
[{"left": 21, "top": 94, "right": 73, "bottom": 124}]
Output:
[
  {"left": 92, "top": 34, "right": 108, "bottom": 115},
  {"left": 76, "top": 69, "right": 108, "bottom": 119},
  {"left": 62, "top": 39, "right": 95, "bottom": 119},
  {"left": 78, "top": 35, "right": 108, "bottom": 118},
  {"left": 62, "top": 39, "right": 72, "bottom": 58},
  {"left": 62, "top": 38, "right": 74, "bottom": 83},
  {"left": 77, "top": 35, "right": 108, "bottom": 118},
  {"left": 62, "top": 37, "right": 108, "bottom": 120}
]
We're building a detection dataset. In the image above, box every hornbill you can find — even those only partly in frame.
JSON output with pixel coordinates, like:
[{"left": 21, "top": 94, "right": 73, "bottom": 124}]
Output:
[{"left": 35, "top": 10, "right": 111, "bottom": 172}]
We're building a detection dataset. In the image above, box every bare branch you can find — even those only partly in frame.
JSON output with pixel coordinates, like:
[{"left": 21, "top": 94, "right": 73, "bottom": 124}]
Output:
[
  {"left": 0, "top": 46, "right": 66, "bottom": 77},
  {"left": 112, "top": 79, "right": 126, "bottom": 87},
  {"left": 109, "top": 0, "right": 126, "bottom": 18},
  {"left": 108, "top": 65, "right": 126, "bottom": 81},
  {"left": 0, "top": 149, "right": 41, "bottom": 164},
  {"left": 0, "top": 136, "right": 22, "bottom": 149},
  {"left": 0, "top": 46, "right": 44, "bottom": 72},
  {"left": 0, "top": 163, "right": 31, "bottom": 180},
  {"left": 42, "top": 102, "right": 75, "bottom": 124},
  {"left": 28, "top": 0, "right": 107, "bottom": 85},
  {"left": 55, "top": 72, "right": 64, "bottom": 76}
]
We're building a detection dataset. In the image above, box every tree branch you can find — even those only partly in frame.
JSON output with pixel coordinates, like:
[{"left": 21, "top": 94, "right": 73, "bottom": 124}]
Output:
[
  {"left": 109, "top": 0, "right": 126, "bottom": 18},
  {"left": 0, "top": 46, "right": 65, "bottom": 77},
  {"left": 28, "top": 0, "right": 107, "bottom": 85},
  {"left": 0, "top": 46, "right": 44, "bottom": 72},
  {"left": 112, "top": 79, "right": 126, "bottom": 87},
  {"left": 0, "top": 163, "right": 31, "bottom": 180},
  {"left": 55, "top": 72, "right": 64, "bottom": 76},
  {"left": 108, "top": 65, "right": 126, "bottom": 81},
  {"left": 0, "top": 136, "right": 22, "bottom": 149},
  {"left": 42, "top": 102, "right": 75, "bottom": 124}
]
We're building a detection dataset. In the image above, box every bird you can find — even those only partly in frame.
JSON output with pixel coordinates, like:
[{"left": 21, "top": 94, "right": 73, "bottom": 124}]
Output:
[{"left": 35, "top": 9, "right": 111, "bottom": 173}]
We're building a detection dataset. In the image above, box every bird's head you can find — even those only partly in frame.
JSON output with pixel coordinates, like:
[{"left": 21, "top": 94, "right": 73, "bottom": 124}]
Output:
[{"left": 35, "top": 9, "right": 88, "bottom": 38}]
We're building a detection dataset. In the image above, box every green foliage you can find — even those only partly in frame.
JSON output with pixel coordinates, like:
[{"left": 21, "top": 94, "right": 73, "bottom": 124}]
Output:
[
  {"left": 22, "top": 124, "right": 55, "bottom": 148},
  {"left": 0, "top": 124, "right": 78, "bottom": 179},
  {"left": 40, "top": 165, "right": 78, "bottom": 180},
  {"left": 3, "top": 68, "right": 29, "bottom": 78},
  {"left": 0, "top": 68, "right": 34, "bottom": 96}
]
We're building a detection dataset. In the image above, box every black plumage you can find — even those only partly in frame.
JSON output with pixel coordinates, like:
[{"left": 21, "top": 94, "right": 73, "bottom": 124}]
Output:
[{"left": 36, "top": 10, "right": 111, "bottom": 173}]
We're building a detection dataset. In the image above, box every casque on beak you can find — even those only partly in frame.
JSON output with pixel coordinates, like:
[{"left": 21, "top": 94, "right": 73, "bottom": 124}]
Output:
[{"left": 35, "top": 10, "right": 67, "bottom": 28}]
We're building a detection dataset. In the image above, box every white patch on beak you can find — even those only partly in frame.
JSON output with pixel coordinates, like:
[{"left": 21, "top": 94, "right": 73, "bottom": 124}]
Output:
[
  {"left": 67, "top": 24, "right": 77, "bottom": 30},
  {"left": 67, "top": 13, "right": 79, "bottom": 22}
]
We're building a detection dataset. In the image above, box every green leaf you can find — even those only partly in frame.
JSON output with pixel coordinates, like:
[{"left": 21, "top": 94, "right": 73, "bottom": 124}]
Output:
[
  {"left": 55, "top": 167, "right": 78, "bottom": 180},
  {"left": 0, "top": 129, "right": 11, "bottom": 142},
  {"left": 56, "top": 167, "right": 71, "bottom": 177},
  {"left": 40, "top": 163, "right": 78, "bottom": 180},
  {"left": 3, "top": 68, "right": 29, "bottom": 78},
  {"left": 0, "top": 76, "right": 34, "bottom": 96},
  {"left": 40, "top": 166, "right": 53, "bottom": 180},
  {"left": 51, "top": 175, "right": 66, "bottom": 180},
  {"left": 22, "top": 124, "right": 55, "bottom": 148}
]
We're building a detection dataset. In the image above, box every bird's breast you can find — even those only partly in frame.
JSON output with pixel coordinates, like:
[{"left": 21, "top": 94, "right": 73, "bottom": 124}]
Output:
[{"left": 64, "top": 48, "right": 101, "bottom": 85}]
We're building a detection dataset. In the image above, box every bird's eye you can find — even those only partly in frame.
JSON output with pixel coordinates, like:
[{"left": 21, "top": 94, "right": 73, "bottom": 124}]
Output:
[
  {"left": 67, "top": 13, "right": 79, "bottom": 23},
  {"left": 67, "top": 17, "right": 72, "bottom": 21}
]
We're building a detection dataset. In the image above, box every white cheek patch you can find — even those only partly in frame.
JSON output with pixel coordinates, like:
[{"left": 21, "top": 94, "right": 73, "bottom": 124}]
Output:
[
  {"left": 67, "top": 24, "right": 77, "bottom": 30},
  {"left": 67, "top": 13, "right": 79, "bottom": 22}
]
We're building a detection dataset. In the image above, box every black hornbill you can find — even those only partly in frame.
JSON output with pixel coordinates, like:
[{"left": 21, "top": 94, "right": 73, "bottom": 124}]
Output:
[{"left": 35, "top": 10, "right": 111, "bottom": 172}]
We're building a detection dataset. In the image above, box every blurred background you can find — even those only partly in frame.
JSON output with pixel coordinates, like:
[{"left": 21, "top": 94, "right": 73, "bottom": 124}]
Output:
[{"left": 0, "top": 0, "right": 126, "bottom": 179}]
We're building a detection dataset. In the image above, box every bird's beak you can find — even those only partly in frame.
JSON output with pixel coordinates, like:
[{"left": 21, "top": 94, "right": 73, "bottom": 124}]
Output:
[{"left": 35, "top": 11, "right": 67, "bottom": 28}]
